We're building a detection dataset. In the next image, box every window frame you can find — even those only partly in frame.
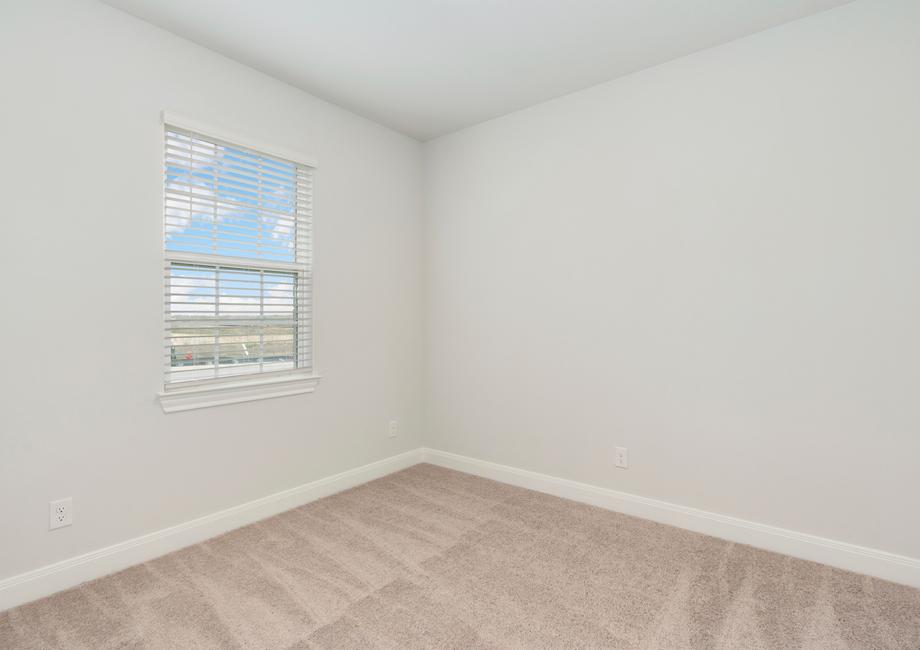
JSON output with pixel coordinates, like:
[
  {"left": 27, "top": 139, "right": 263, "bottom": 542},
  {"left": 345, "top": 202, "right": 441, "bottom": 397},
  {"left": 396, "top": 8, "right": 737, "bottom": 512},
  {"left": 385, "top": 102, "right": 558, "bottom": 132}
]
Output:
[{"left": 157, "top": 111, "right": 320, "bottom": 413}]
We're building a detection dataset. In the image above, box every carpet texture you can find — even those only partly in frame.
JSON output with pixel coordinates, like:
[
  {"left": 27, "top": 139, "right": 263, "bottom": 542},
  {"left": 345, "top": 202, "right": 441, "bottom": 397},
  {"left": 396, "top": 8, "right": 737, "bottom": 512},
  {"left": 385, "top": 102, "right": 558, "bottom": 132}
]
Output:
[{"left": 1, "top": 464, "right": 918, "bottom": 649}]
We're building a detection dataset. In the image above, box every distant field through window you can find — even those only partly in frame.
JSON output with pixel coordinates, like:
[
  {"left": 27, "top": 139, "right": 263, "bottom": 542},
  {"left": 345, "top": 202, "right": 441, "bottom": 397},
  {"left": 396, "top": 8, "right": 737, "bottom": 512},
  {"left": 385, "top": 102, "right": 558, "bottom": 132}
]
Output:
[{"left": 163, "top": 126, "right": 313, "bottom": 385}]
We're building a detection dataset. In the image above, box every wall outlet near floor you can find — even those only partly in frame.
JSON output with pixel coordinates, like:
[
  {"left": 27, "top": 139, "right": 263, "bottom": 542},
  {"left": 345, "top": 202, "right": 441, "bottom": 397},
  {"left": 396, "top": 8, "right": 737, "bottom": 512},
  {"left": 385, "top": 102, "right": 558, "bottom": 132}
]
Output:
[
  {"left": 615, "top": 447, "right": 629, "bottom": 469},
  {"left": 387, "top": 420, "right": 399, "bottom": 438},
  {"left": 49, "top": 498, "right": 73, "bottom": 530}
]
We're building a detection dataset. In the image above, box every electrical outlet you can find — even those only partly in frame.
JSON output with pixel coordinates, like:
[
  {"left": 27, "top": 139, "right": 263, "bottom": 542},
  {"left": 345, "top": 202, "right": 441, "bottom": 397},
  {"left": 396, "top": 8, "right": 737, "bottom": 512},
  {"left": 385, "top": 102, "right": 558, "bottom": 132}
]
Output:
[
  {"left": 615, "top": 447, "right": 629, "bottom": 469},
  {"left": 387, "top": 420, "right": 399, "bottom": 438},
  {"left": 49, "top": 498, "right": 73, "bottom": 530}
]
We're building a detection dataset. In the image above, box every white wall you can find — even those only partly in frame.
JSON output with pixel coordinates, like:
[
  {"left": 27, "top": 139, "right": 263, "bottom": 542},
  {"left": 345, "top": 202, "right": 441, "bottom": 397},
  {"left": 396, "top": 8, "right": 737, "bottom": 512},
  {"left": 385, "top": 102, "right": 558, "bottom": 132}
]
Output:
[
  {"left": 0, "top": 0, "right": 424, "bottom": 580},
  {"left": 423, "top": 0, "right": 920, "bottom": 559}
]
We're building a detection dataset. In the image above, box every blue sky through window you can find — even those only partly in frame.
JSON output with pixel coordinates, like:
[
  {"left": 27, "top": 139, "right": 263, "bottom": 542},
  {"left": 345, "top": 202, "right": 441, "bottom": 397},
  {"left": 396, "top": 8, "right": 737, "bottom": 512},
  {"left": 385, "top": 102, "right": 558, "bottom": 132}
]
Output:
[{"left": 165, "top": 131, "right": 298, "bottom": 262}]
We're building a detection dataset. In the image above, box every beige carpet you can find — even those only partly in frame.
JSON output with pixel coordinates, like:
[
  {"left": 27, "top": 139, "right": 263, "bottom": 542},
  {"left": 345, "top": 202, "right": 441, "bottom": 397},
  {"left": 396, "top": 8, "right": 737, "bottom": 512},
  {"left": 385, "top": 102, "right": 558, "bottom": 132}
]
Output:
[{"left": 1, "top": 464, "right": 918, "bottom": 649}]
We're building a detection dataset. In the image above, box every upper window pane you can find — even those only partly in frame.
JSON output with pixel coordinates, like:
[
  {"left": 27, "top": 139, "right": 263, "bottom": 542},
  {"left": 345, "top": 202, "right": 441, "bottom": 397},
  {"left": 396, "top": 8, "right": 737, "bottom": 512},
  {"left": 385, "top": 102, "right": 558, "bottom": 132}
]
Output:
[{"left": 165, "top": 129, "right": 300, "bottom": 263}]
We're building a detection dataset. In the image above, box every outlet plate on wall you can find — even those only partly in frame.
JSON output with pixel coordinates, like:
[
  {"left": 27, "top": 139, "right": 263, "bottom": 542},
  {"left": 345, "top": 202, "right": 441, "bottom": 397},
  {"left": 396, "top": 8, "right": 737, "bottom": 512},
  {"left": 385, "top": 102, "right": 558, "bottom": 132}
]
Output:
[
  {"left": 49, "top": 498, "right": 73, "bottom": 530},
  {"left": 388, "top": 420, "right": 399, "bottom": 438},
  {"left": 615, "top": 447, "right": 629, "bottom": 469}
]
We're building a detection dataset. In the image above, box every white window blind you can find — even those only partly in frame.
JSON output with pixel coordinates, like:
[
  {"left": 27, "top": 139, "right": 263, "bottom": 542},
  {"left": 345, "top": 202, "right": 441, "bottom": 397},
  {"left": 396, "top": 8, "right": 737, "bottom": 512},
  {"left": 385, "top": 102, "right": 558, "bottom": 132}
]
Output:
[{"left": 163, "top": 126, "right": 313, "bottom": 385}]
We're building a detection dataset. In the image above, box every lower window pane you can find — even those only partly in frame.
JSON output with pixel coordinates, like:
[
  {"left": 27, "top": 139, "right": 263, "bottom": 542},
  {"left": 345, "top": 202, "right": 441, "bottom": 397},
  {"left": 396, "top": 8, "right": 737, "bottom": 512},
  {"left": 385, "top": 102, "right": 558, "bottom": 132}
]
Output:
[{"left": 166, "top": 263, "right": 301, "bottom": 384}]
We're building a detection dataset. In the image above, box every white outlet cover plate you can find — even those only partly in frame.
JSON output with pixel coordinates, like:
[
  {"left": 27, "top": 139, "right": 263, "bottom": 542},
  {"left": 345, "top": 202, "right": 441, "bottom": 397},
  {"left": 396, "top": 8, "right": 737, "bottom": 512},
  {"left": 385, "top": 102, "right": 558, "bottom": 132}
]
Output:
[
  {"left": 49, "top": 498, "right": 73, "bottom": 530},
  {"left": 615, "top": 447, "right": 629, "bottom": 469}
]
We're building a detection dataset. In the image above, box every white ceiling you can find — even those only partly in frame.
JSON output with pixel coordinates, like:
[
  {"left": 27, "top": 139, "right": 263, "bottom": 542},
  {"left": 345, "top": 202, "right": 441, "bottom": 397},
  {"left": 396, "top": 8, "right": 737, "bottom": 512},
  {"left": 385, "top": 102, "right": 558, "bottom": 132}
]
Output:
[{"left": 102, "top": 0, "right": 853, "bottom": 140}]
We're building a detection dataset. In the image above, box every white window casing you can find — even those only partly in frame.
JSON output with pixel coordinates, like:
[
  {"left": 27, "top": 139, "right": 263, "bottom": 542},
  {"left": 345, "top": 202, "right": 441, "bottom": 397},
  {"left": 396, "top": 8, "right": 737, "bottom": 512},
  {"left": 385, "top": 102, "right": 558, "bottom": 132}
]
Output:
[{"left": 157, "top": 113, "right": 320, "bottom": 412}]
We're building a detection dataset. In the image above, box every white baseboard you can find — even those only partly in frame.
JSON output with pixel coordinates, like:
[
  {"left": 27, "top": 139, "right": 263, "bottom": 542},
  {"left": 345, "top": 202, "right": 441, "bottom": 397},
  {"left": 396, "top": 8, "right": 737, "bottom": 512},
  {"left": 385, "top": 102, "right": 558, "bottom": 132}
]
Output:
[
  {"left": 0, "top": 448, "right": 424, "bottom": 613},
  {"left": 5, "top": 446, "right": 917, "bottom": 613},
  {"left": 421, "top": 448, "right": 920, "bottom": 589}
]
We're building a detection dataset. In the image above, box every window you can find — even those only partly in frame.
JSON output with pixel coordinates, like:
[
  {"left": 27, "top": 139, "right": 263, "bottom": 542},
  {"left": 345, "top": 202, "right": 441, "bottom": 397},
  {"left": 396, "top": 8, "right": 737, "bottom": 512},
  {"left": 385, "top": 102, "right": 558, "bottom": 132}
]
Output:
[{"left": 159, "top": 116, "right": 317, "bottom": 412}]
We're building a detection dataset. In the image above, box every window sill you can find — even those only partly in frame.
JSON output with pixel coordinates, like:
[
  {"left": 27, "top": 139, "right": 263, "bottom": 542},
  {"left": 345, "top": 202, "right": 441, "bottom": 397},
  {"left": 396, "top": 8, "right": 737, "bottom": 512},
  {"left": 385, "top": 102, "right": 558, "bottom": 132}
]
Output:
[{"left": 157, "top": 373, "right": 322, "bottom": 413}]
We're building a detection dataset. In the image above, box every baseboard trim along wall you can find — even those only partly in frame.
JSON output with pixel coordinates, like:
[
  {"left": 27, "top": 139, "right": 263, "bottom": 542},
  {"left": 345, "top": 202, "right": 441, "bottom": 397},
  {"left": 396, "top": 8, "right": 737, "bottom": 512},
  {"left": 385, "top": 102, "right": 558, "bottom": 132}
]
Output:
[
  {"left": 4, "top": 446, "right": 918, "bottom": 613},
  {"left": 0, "top": 448, "right": 424, "bottom": 613},
  {"left": 421, "top": 448, "right": 920, "bottom": 589}
]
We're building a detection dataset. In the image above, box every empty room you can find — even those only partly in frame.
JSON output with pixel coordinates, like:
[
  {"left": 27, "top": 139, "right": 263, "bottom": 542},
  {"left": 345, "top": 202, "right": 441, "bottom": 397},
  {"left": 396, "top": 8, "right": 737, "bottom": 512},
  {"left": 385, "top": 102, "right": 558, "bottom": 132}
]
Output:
[{"left": 1, "top": 0, "right": 918, "bottom": 647}]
